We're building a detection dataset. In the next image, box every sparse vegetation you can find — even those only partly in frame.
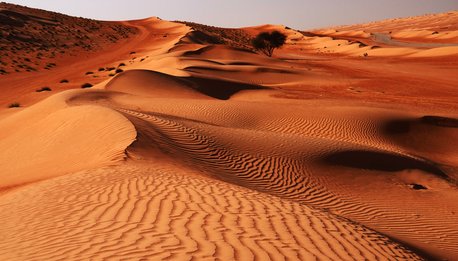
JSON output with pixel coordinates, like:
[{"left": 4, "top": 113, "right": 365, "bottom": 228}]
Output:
[
  {"left": 36, "top": 87, "right": 52, "bottom": 92},
  {"left": 85, "top": 71, "right": 94, "bottom": 75},
  {"left": 81, "top": 83, "right": 93, "bottom": 88},
  {"left": 177, "top": 21, "right": 253, "bottom": 50},
  {"left": 118, "top": 63, "right": 126, "bottom": 67},
  {"left": 98, "top": 67, "right": 105, "bottom": 71},
  {"left": 46, "top": 63, "right": 56, "bottom": 68},
  {"left": 0, "top": 3, "right": 138, "bottom": 75},
  {"left": 8, "top": 102, "right": 20, "bottom": 108},
  {"left": 252, "top": 31, "right": 287, "bottom": 57},
  {"left": 60, "top": 79, "right": 69, "bottom": 83},
  {"left": 115, "top": 68, "right": 124, "bottom": 74}
]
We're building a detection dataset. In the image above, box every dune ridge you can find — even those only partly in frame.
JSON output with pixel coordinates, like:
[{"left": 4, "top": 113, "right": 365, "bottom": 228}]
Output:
[
  {"left": 0, "top": 163, "right": 422, "bottom": 260},
  {"left": 0, "top": 3, "right": 457, "bottom": 260}
]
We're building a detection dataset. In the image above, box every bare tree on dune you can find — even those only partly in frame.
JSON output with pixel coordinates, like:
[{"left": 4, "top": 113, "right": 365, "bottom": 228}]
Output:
[{"left": 252, "top": 31, "right": 287, "bottom": 57}]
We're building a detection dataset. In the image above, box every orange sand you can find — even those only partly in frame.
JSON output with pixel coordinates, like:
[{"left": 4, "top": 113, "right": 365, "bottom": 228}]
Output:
[{"left": 0, "top": 4, "right": 457, "bottom": 260}]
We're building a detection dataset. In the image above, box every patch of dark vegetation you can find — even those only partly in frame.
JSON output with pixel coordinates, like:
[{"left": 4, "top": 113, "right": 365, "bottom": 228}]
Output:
[
  {"left": 44, "top": 63, "right": 56, "bottom": 70},
  {"left": 176, "top": 21, "right": 253, "bottom": 50},
  {"left": 115, "top": 68, "right": 124, "bottom": 74},
  {"left": 251, "top": 31, "right": 287, "bottom": 57},
  {"left": 98, "top": 67, "right": 105, "bottom": 71},
  {"left": 0, "top": 2, "right": 138, "bottom": 74},
  {"left": 81, "top": 83, "right": 93, "bottom": 88},
  {"left": 36, "top": 86, "right": 51, "bottom": 92},
  {"left": 8, "top": 102, "right": 20, "bottom": 108},
  {"left": 118, "top": 62, "right": 125, "bottom": 67},
  {"left": 106, "top": 67, "right": 116, "bottom": 71},
  {"left": 60, "top": 79, "right": 69, "bottom": 83},
  {"left": 299, "top": 31, "right": 322, "bottom": 37},
  {"left": 85, "top": 71, "right": 94, "bottom": 75}
]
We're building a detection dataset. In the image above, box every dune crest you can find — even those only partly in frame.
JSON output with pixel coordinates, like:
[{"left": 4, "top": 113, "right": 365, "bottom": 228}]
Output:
[
  {"left": 0, "top": 91, "right": 136, "bottom": 188},
  {"left": 0, "top": 3, "right": 458, "bottom": 260}
]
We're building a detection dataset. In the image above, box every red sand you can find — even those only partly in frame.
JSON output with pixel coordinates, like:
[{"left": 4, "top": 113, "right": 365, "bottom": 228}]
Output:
[{"left": 0, "top": 3, "right": 457, "bottom": 260}]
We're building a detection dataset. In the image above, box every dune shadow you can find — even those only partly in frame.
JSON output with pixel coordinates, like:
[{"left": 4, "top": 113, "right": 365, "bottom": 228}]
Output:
[
  {"left": 106, "top": 69, "right": 267, "bottom": 100},
  {"left": 421, "top": 116, "right": 458, "bottom": 128},
  {"left": 383, "top": 115, "right": 458, "bottom": 135},
  {"left": 383, "top": 119, "right": 411, "bottom": 134},
  {"left": 323, "top": 150, "right": 447, "bottom": 178},
  {"left": 184, "top": 76, "right": 267, "bottom": 100}
]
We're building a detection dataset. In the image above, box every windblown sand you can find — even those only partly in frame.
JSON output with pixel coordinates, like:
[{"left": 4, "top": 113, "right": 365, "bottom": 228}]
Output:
[{"left": 0, "top": 4, "right": 457, "bottom": 260}]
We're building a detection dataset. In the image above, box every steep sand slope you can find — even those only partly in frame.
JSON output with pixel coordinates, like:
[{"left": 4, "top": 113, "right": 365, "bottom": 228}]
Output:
[
  {"left": 1, "top": 7, "right": 458, "bottom": 261},
  {"left": 0, "top": 90, "right": 136, "bottom": 187}
]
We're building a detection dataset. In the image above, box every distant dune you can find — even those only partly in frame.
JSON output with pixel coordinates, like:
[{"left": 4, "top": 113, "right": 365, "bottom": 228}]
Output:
[{"left": 0, "top": 3, "right": 457, "bottom": 260}]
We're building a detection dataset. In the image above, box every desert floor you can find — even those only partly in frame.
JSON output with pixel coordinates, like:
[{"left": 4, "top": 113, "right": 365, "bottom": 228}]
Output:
[{"left": 1, "top": 5, "right": 457, "bottom": 260}]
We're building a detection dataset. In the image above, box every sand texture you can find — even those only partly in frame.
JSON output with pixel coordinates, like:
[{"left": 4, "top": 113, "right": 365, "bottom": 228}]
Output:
[{"left": 0, "top": 3, "right": 457, "bottom": 261}]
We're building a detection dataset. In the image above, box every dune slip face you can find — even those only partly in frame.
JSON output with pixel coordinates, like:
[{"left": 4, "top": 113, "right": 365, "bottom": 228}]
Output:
[{"left": 1, "top": 3, "right": 458, "bottom": 261}]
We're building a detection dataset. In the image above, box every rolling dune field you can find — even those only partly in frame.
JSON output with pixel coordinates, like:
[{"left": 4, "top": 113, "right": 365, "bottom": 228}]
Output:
[{"left": 0, "top": 3, "right": 457, "bottom": 260}]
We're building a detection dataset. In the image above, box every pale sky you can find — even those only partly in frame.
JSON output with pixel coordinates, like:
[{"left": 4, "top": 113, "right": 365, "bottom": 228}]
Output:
[{"left": 3, "top": 0, "right": 458, "bottom": 29}]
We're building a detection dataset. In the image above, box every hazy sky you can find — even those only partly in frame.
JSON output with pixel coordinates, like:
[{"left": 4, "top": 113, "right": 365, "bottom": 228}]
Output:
[{"left": 4, "top": 0, "right": 458, "bottom": 29}]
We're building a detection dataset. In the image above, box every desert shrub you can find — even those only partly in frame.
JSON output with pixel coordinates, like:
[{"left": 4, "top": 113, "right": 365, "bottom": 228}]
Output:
[
  {"left": 118, "top": 62, "right": 126, "bottom": 67},
  {"left": 8, "top": 103, "right": 20, "bottom": 108},
  {"left": 36, "top": 87, "right": 52, "bottom": 92},
  {"left": 85, "top": 71, "right": 94, "bottom": 75},
  {"left": 252, "top": 31, "right": 287, "bottom": 57},
  {"left": 106, "top": 67, "right": 116, "bottom": 71},
  {"left": 109, "top": 73, "right": 115, "bottom": 77},
  {"left": 115, "top": 68, "right": 124, "bottom": 74},
  {"left": 81, "top": 83, "right": 93, "bottom": 88},
  {"left": 98, "top": 67, "right": 105, "bottom": 71},
  {"left": 60, "top": 79, "right": 69, "bottom": 83}
]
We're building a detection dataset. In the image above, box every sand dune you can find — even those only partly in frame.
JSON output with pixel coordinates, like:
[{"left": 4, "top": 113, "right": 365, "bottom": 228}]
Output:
[
  {"left": 0, "top": 90, "right": 136, "bottom": 187},
  {"left": 1, "top": 3, "right": 458, "bottom": 260},
  {"left": 0, "top": 163, "right": 422, "bottom": 260},
  {"left": 303, "top": 11, "right": 458, "bottom": 57}
]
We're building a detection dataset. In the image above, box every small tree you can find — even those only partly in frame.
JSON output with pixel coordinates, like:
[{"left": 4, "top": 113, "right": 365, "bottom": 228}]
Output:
[{"left": 252, "top": 31, "right": 287, "bottom": 57}]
